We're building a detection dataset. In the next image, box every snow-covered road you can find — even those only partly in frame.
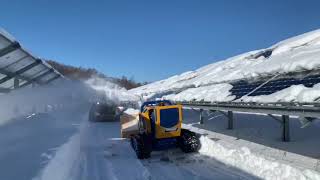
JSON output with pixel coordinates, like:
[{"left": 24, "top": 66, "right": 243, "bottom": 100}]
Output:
[
  {"left": 0, "top": 106, "right": 258, "bottom": 180},
  {"left": 70, "top": 121, "right": 257, "bottom": 180}
]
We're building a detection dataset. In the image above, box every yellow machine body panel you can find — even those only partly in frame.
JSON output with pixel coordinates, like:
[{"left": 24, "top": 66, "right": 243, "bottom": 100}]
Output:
[
  {"left": 155, "top": 105, "right": 182, "bottom": 139},
  {"left": 139, "top": 104, "right": 183, "bottom": 139}
]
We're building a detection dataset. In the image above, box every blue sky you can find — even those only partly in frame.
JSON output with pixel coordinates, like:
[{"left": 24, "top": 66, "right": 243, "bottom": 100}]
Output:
[{"left": 1, "top": 0, "right": 320, "bottom": 82}]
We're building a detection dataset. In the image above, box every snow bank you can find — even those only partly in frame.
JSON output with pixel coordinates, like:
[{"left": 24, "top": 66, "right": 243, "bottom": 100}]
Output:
[
  {"left": 33, "top": 134, "right": 81, "bottom": 180},
  {"left": 131, "top": 29, "right": 320, "bottom": 102},
  {"left": 199, "top": 136, "right": 320, "bottom": 180}
]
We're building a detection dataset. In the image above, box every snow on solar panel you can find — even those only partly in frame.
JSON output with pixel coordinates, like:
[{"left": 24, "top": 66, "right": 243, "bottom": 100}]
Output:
[{"left": 230, "top": 72, "right": 320, "bottom": 99}]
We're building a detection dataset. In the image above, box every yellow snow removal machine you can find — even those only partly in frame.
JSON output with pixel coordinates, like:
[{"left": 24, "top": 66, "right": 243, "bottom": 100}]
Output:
[{"left": 122, "top": 100, "right": 201, "bottom": 159}]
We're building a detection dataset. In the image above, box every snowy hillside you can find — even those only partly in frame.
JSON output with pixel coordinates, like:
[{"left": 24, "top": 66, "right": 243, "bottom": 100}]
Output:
[{"left": 130, "top": 29, "right": 320, "bottom": 103}]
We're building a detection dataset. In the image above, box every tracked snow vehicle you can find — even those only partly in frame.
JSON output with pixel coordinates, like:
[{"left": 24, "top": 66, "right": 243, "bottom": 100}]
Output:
[{"left": 130, "top": 100, "right": 200, "bottom": 159}]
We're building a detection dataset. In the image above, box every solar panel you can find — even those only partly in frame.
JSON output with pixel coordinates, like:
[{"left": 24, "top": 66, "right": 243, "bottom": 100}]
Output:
[
  {"left": 230, "top": 72, "right": 320, "bottom": 99},
  {"left": 0, "top": 29, "right": 63, "bottom": 92}
]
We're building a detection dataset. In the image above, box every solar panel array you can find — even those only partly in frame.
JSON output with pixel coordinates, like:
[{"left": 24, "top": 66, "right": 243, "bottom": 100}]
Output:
[
  {"left": 230, "top": 73, "right": 320, "bottom": 99},
  {"left": 0, "top": 29, "right": 63, "bottom": 92}
]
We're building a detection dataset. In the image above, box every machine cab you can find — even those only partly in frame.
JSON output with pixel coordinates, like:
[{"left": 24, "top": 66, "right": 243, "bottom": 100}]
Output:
[{"left": 139, "top": 100, "right": 182, "bottom": 139}]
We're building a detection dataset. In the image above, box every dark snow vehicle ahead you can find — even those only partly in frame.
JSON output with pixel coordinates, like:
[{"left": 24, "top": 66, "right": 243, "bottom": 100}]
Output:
[{"left": 89, "top": 102, "right": 120, "bottom": 122}]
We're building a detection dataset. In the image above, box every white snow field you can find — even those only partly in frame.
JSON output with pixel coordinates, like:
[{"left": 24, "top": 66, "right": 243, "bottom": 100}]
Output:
[{"left": 130, "top": 29, "right": 320, "bottom": 103}]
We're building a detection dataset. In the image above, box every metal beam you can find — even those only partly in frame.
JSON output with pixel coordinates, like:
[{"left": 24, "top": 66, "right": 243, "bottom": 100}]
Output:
[
  {"left": 0, "top": 68, "right": 31, "bottom": 83},
  {"left": 15, "top": 59, "right": 42, "bottom": 75},
  {"left": 14, "top": 78, "right": 19, "bottom": 89},
  {"left": 1, "top": 55, "right": 28, "bottom": 69},
  {"left": 268, "top": 114, "right": 283, "bottom": 124},
  {"left": 0, "top": 42, "right": 20, "bottom": 58},
  {"left": 199, "top": 109, "right": 204, "bottom": 124},
  {"left": 217, "top": 110, "right": 228, "bottom": 117},
  {"left": 228, "top": 111, "right": 234, "bottom": 130},
  {"left": 0, "top": 59, "right": 41, "bottom": 85},
  {"left": 299, "top": 117, "right": 315, "bottom": 128},
  {"left": 282, "top": 115, "right": 290, "bottom": 142},
  {"left": 217, "top": 110, "right": 233, "bottom": 129},
  {"left": 19, "top": 69, "right": 54, "bottom": 88},
  {"left": 179, "top": 102, "right": 320, "bottom": 119}
]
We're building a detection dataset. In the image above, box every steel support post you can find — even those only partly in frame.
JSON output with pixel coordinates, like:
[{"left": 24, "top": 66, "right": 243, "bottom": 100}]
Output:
[
  {"left": 282, "top": 115, "right": 290, "bottom": 142},
  {"left": 13, "top": 78, "right": 19, "bottom": 89},
  {"left": 200, "top": 109, "right": 204, "bottom": 124},
  {"left": 228, "top": 111, "right": 234, "bottom": 130}
]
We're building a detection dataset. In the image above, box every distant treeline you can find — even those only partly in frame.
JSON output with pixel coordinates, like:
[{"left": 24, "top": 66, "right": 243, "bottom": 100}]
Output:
[{"left": 46, "top": 60, "right": 147, "bottom": 90}]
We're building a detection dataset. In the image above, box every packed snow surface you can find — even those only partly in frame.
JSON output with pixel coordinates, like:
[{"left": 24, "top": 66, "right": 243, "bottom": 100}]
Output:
[
  {"left": 36, "top": 121, "right": 258, "bottom": 180},
  {"left": 131, "top": 29, "right": 320, "bottom": 103}
]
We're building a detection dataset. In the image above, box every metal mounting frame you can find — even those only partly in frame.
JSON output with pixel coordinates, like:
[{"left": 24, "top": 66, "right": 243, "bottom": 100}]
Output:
[{"left": 177, "top": 101, "right": 320, "bottom": 142}]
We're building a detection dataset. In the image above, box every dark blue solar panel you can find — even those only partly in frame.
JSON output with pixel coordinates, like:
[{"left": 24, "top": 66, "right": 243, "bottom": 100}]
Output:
[{"left": 230, "top": 73, "right": 320, "bottom": 99}]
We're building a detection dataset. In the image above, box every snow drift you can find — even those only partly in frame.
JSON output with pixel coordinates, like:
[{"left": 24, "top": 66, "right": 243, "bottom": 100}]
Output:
[
  {"left": 130, "top": 29, "right": 320, "bottom": 103},
  {"left": 199, "top": 136, "right": 320, "bottom": 180}
]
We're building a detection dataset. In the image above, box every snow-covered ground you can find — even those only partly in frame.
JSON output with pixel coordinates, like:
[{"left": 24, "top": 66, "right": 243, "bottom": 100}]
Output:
[
  {"left": 35, "top": 119, "right": 258, "bottom": 180},
  {"left": 183, "top": 109, "right": 320, "bottom": 180},
  {"left": 29, "top": 108, "right": 320, "bottom": 180},
  {"left": 0, "top": 105, "right": 88, "bottom": 180},
  {"left": 130, "top": 29, "right": 320, "bottom": 103}
]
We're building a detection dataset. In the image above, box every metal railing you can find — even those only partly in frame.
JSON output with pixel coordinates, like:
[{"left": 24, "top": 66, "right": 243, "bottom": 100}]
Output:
[
  {"left": 177, "top": 101, "right": 320, "bottom": 118},
  {"left": 176, "top": 101, "right": 320, "bottom": 142}
]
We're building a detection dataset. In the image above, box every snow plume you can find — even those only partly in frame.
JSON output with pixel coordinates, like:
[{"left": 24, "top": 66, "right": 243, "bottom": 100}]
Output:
[
  {"left": 85, "top": 76, "right": 140, "bottom": 104},
  {"left": 0, "top": 80, "right": 94, "bottom": 126},
  {"left": 199, "top": 136, "right": 320, "bottom": 180}
]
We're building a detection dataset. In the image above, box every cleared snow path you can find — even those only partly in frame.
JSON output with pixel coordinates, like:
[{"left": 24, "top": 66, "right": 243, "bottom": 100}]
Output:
[
  {"left": 65, "top": 120, "right": 258, "bottom": 180},
  {"left": 75, "top": 121, "right": 151, "bottom": 180}
]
